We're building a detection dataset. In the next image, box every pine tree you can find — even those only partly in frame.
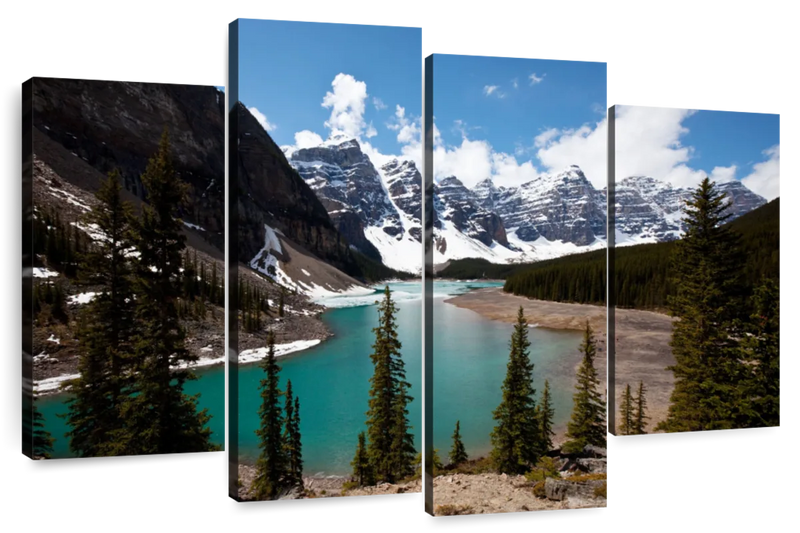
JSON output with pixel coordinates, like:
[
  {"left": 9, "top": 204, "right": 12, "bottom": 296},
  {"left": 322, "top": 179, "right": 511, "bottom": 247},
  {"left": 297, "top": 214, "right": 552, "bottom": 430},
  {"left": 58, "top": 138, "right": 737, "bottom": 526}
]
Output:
[
  {"left": 740, "top": 279, "right": 779, "bottom": 427},
  {"left": 564, "top": 321, "right": 606, "bottom": 452},
  {"left": 283, "top": 380, "right": 303, "bottom": 487},
  {"left": 253, "top": 331, "right": 288, "bottom": 499},
  {"left": 350, "top": 431, "right": 374, "bottom": 487},
  {"left": 449, "top": 420, "right": 468, "bottom": 466},
  {"left": 539, "top": 379, "right": 555, "bottom": 452},
  {"left": 278, "top": 287, "right": 285, "bottom": 318},
  {"left": 490, "top": 306, "right": 541, "bottom": 474},
  {"left": 365, "top": 286, "right": 415, "bottom": 483},
  {"left": 65, "top": 171, "right": 137, "bottom": 456},
  {"left": 618, "top": 384, "right": 634, "bottom": 436},
  {"left": 658, "top": 178, "right": 745, "bottom": 433},
  {"left": 33, "top": 404, "right": 55, "bottom": 459},
  {"left": 632, "top": 381, "right": 649, "bottom": 434},
  {"left": 124, "top": 128, "right": 214, "bottom": 454}
]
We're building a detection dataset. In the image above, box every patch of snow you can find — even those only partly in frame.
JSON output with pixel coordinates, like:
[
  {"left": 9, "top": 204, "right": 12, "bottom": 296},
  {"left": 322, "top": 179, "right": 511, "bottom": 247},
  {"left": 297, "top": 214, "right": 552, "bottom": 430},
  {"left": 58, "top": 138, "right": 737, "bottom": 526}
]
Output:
[
  {"left": 183, "top": 221, "right": 206, "bottom": 232},
  {"left": 34, "top": 373, "right": 80, "bottom": 394},
  {"left": 46, "top": 334, "right": 60, "bottom": 344},
  {"left": 33, "top": 267, "right": 59, "bottom": 278},
  {"left": 68, "top": 292, "right": 97, "bottom": 305},
  {"left": 186, "top": 340, "right": 322, "bottom": 369},
  {"left": 301, "top": 269, "right": 311, "bottom": 277}
]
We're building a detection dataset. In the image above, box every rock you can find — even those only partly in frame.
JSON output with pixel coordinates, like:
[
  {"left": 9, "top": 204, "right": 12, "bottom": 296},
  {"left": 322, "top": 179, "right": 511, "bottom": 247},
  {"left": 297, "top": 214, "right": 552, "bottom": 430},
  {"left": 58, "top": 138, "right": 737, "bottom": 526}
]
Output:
[
  {"left": 582, "top": 445, "right": 607, "bottom": 458},
  {"left": 544, "top": 477, "right": 606, "bottom": 502},
  {"left": 277, "top": 485, "right": 305, "bottom": 500},
  {"left": 576, "top": 458, "right": 607, "bottom": 474}
]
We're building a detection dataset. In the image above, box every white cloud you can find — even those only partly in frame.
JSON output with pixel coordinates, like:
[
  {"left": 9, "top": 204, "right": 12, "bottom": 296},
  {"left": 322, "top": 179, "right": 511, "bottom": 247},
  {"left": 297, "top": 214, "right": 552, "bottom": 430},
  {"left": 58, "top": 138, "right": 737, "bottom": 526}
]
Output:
[
  {"left": 512, "top": 78, "right": 519, "bottom": 89},
  {"left": 529, "top": 73, "right": 545, "bottom": 85},
  {"left": 293, "top": 130, "right": 324, "bottom": 149},
  {"left": 322, "top": 73, "right": 369, "bottom": 139},
  {"left": 434, "top": 110, "right": 603, "bottom": 189},
  {"left": 742, "top": 145, "right": 780, "bottom": 200},
  {"left": 248, "top": 107, "right": 276, "bottom": 132},
  {"left": 483, "top": 85, "right": 500, "bottom": 96},
  {"left": 536, "top": 120, "right": 607, "bottom": 188},
  {"left": 614, "top": 102, "right": 783, "bottom": 200},
  {"left": 382, "top": 105, "right": 422, "bottom": 167},
  {"left": 281, "top": 73, "right": 424, "bottom": 170},
  {"left": 281, "top": 129, "right": 324, "bottom": 156}
]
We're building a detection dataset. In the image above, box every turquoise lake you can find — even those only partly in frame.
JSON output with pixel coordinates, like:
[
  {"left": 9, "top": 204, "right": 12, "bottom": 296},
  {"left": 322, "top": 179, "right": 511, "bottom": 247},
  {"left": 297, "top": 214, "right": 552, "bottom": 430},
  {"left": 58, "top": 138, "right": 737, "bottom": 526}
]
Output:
[{"left": 37, "top": 281, "right": 583, "bottom": 474}]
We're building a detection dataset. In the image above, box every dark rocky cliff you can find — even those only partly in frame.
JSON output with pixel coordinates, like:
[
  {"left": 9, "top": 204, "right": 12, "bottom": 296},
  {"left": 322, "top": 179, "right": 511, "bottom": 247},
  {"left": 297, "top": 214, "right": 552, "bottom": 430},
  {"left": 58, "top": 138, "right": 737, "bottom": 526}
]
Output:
[
  {"left": 33, "top": 75, "right": 358, "bottom": 274},
  {"left": 31, "top": 77, "right": 225, "bottom": 252}
]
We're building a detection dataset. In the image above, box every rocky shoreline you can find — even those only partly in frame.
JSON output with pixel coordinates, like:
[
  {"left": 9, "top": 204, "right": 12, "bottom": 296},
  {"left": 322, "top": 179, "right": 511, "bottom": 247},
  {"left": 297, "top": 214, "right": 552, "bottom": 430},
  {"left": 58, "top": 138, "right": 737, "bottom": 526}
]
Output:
[
  {"left": 236, "top": 445, "right": 606, "bottom": 514},
  {"left": 33, "top": 272, "right": 338, "bottom": 398}
]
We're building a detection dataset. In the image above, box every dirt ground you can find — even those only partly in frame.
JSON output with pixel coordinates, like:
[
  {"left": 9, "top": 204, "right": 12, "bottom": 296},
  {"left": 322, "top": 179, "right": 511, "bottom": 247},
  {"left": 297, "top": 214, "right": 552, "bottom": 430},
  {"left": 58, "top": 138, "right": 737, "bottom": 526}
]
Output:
[{"left": 445, "top": 287, "right": 675, "bottom": 431}]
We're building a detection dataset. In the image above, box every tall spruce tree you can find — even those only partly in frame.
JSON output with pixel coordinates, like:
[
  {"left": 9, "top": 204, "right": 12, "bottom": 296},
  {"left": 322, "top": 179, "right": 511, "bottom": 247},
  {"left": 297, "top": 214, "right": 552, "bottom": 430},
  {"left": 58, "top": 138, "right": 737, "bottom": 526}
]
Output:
[
  {"left": 539, "top": 379, "right": 555, "bottom": 452},
  {"left": 33, "top": 404, "right": 55, "bottom": 459},
  {"left": 657, "top": 178, "right": 745, "bottom": 433},
  {"left": 618, "top": 384, "right": 634, "bottom": 436},
  {"left": 350, "top": 431, "right": 374, "bottom": 487},
  {"left": 632, "top": 381, "right": 649, "bottom": 434},
  {"left": 65, "top": 171, "right": 137, "bottom": 456},
  {"left": 490, "top": 306, "right": 541, "bottom": 474},
  {"left": 740, "top": 279, "right": 779, "bottom": 427},
  {"left": 125, "top": 128, "right": 214, "bottom": 454},
  {"left": 564, "top": 321, "right": 606, "bottom": 452},
  {"left": 253, "top": 331, "right": 288, "bottom": 499},
  {"left": 449, "top": 420, "right": 468, "bottom": 466},
  {"left": 283, "top": 380, "right": 303, "bottom": 487},
  {"left": 365, "top": 286, "right": 415, "bottom": 483}
]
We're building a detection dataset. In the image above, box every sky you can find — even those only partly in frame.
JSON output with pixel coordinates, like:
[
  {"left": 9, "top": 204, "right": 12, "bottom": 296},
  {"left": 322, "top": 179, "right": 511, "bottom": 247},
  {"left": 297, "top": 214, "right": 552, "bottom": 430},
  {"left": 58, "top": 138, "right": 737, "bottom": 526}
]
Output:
[
  {"left": 614, "top": 106, "right": 780, "bottom": 200},
  {"left": 430, "top": 54, "right": 607, "bottom": 189},
  {"left": 235, "top": 19, "right": 421, "bottom": 166}
]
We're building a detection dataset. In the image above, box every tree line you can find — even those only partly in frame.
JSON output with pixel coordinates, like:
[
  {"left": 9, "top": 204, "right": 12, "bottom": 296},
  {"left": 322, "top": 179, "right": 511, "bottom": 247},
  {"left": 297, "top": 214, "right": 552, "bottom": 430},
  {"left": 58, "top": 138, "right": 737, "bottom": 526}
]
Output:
[
  {"left": 503, "top": 250, "right": 606, "bottom": 305},
  {"left": 499, "top": 195, "right": 777, "bottom": 313},
  {"left": 55, "top": 129, "right": 219, "bottom": 456}
]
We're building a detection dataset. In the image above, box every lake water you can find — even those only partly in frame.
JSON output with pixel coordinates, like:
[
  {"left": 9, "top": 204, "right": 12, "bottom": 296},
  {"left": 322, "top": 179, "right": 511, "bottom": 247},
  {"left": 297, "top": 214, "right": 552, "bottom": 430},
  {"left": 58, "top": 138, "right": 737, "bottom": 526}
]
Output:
[{"left": 37, "top": 281, "right": 582, "bottom": 473}]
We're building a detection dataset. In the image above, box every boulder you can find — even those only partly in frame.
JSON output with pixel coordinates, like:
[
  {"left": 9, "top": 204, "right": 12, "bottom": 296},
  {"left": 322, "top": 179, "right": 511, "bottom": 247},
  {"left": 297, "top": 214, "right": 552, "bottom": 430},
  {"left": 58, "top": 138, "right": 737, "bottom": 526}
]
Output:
[
  {"left": 544, "top": 478, "right": 606, "bottom": 501},
  {"left": 576, "top": 458, "right": 607, "bottom": 474}
]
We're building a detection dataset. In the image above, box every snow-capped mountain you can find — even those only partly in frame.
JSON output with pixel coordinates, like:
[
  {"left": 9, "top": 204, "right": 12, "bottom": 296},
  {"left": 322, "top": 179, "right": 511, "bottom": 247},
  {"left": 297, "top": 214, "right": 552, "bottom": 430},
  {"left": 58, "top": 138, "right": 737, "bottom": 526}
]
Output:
[
  {"left": 614, "top": 176, "right": 767, "bottom": 245},
  {"left": 283, "top": 133, "right": 766, "bottom": 269},
  {"left": 432, "top": 165, "right": 607, "bottom": 265},
  {"left": 287, "top": 137, "right": 422, "bottom": 273}
]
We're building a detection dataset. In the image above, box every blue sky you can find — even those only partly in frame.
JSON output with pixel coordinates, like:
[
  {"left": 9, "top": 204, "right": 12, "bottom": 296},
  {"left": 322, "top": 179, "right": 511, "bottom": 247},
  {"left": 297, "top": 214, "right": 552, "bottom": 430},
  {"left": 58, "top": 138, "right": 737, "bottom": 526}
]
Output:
[
  {"left": 234, "top": 19, "right": 421, "bottom": 158},
  {"left": 614, "top": 105, "right": 780, "bottom": 200},
  {"left": 430, "top": 54, "right": 607, "bottom": 189}
]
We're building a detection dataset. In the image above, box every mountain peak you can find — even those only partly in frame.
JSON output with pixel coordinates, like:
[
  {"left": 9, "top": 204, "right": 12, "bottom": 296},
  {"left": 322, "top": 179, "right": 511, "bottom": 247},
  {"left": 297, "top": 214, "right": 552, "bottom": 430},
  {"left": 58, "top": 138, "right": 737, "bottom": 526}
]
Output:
[{"left": 439, "top": 175, "right": 465, "bottom": 188}]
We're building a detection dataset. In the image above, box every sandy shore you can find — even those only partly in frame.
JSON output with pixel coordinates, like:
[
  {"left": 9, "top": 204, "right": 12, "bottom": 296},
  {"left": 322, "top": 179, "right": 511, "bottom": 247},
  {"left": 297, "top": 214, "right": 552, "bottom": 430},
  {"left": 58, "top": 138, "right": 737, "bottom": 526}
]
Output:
[{"left": 445, "top": 287, "right": 675, "bottom": 432}]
